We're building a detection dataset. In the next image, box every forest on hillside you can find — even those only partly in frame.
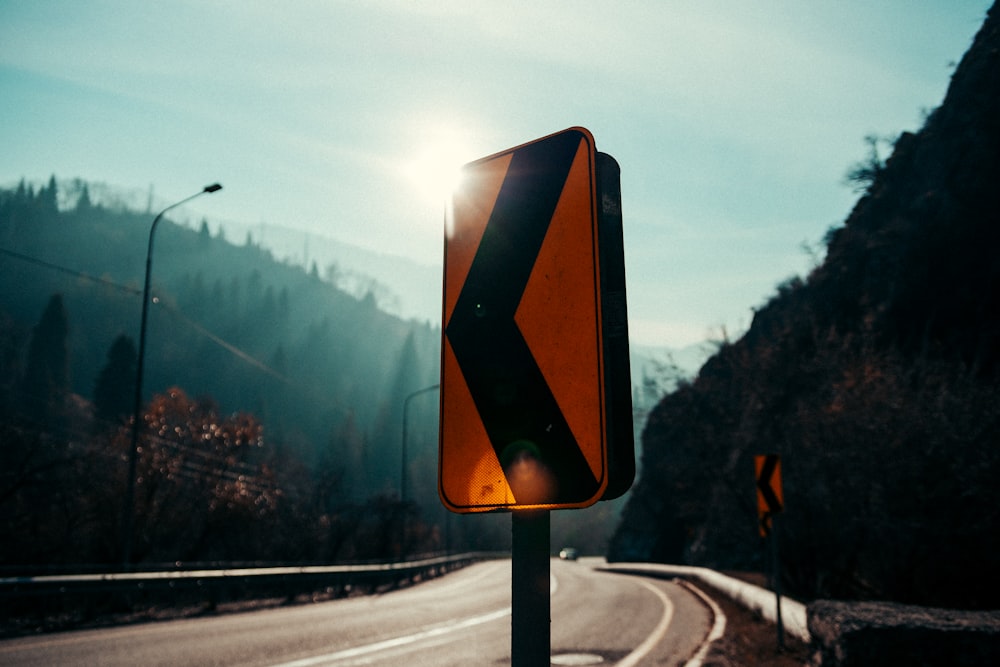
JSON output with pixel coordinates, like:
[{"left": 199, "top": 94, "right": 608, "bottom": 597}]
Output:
[
  {"left": 0, "top": 167, "right": 636, "bottom": 569},
  {"left": 0, "top": 179, "right": 516, "bottom": 567},
  {"left": 610, "top": 5, "right": 1000, "bottom": 611}
]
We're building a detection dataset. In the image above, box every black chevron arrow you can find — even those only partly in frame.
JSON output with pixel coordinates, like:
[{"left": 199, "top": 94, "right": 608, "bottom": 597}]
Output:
[
  {"left": 445, "top": 130, "right": 599, "bottom": 505},
  {"left": 756, "top": 454, "right": 783, "bottom": 514}
]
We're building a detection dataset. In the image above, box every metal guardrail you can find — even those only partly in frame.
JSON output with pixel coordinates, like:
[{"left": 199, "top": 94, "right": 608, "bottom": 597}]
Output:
[{"left": 0, "top": 552, "right": 499, "bottom": 599}]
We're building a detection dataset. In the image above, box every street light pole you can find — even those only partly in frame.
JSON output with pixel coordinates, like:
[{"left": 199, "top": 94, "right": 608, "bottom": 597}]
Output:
[
  {"left": 120, "top": 183, "right": 222, "bottom": 568},
  {"left": 398, "top": 383, "right": 439, "bottom": 558},
  {"left": 401, "top": 383, "right": 439, "bottom": 503}
]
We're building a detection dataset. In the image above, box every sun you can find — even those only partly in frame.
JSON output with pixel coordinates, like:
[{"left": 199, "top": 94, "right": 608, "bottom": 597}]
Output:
[{"left": 404, "top": 135, "right": 474, "bottom": 206}]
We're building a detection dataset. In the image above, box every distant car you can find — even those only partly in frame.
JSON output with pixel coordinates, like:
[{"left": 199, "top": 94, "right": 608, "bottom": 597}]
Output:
[{"left": 558, "top": 547, "right": 578, "bottom": 561}]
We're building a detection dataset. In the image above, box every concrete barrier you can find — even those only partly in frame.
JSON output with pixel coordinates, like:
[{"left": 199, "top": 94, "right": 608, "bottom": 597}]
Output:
[
  {"left": 598, "top": 561, "right": 1000, "bottom": 665},
  {"left": 597, "top": 561, "right": 810, "bottom": 643}
]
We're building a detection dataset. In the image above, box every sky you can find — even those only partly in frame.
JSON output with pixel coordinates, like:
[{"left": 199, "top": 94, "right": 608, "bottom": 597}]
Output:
[{"left": 1, "top": 1, "right": 993, "bottom": 348}]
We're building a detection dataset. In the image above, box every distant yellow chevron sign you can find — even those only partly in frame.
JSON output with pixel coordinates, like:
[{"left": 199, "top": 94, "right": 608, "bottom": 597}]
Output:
[{"left": 755, "top": 454, "right": 783, "bottom": 537}]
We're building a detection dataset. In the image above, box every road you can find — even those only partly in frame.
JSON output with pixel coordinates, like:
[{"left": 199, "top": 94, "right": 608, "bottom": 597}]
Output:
[{"left": 0, "top": 558, "right": 716, "bottom": 666}]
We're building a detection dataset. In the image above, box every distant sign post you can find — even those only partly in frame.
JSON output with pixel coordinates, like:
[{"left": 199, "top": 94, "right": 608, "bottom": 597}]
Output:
[
  {"left": 754, "top": 453, "right": 785, "bottom": 650},
  {"left": 439, "top": 128, "right": 631, "bottom": 666}
]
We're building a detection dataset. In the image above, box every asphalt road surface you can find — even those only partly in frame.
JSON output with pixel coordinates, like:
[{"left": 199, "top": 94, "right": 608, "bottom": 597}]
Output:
[{"left": 0, "top": 558, "right": 715, "bottom": 666}]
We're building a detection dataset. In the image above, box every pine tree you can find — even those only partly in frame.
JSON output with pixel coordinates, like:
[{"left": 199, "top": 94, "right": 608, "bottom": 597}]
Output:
[
  {"left": 21, "top": 294, "right": 70, "bottom": 424},
  {"left": 37, "top": 175, "right": 58, "bottom": 212},
  {"left": 198, "top": 219, "right": 211, "bottom": 246},
  {"left": 93, "top": 334, "right": 137, "bottom": 424},
  {"left": 75, "top": 183, "right": 93, "bottom": 212}
]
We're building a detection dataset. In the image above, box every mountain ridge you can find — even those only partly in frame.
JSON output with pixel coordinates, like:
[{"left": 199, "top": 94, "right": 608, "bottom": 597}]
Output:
[{"left": 609, "top": 3, "right": 999, "bottom": 610}]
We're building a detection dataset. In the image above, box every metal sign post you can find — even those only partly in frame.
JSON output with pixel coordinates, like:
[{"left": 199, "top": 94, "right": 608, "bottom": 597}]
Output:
[
  {"left": 511, "top": 510, "right": 550, "bottom": 666},
  {"left": 771, "top": 515, "right": 785, "bottom": 651},
  {"left": 755, "top": 453, "right": 785, "bottom": 651}
]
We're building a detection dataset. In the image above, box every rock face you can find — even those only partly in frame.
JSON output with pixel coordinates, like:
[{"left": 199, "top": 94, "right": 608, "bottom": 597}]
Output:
[
  {"left": 610, "top": 1, "right": 1000, "bottom": 610},
  {"left": 808, "top": 600, "right": 1000, "bottom": 666}
]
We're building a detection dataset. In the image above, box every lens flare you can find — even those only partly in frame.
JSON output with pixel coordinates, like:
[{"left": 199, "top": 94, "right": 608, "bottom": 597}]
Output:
[{"left": 501, "top": 440, "right": 557, "bottom": 505}]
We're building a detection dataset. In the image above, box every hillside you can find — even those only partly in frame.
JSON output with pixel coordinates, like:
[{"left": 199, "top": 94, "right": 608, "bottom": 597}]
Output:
[
  {"left": 215, "top": 218, "right": 443, "bottom": 324},
  {"left": 610, "top": 4, "right": 1000, "bottom": 610},
  {"left": 0, "top": 186, "right": 452, "bottom": 565}
]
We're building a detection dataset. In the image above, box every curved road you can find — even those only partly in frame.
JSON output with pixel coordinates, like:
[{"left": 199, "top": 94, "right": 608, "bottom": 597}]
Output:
[{"left": 0, "top": 558, "right": 715, "bottom": 666}]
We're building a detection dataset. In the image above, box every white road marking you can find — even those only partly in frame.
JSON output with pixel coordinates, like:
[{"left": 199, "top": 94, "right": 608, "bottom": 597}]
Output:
[
  {"left": 269, "top": 607, "right": 511, "bottom": 667},
  {"left": 614, "top": 579, "right": 675, "bottom": 667},
  {"left": 678, "top": 580, "right": 727, "bottom": 667}
]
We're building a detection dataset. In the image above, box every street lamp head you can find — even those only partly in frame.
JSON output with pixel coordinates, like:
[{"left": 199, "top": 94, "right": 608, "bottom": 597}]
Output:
[{"left": 203, "top": 183, "right": 223, "bottom": 193}]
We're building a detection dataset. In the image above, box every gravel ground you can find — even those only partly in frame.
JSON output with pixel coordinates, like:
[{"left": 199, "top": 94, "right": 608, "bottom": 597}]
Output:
[{"left": 700, "top": 585, "right": 811, "bottom": 666}]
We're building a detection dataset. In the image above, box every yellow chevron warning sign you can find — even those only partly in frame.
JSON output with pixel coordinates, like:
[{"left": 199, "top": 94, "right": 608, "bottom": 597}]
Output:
[
  {"left": 755, "top": 454, "right": 784, "bottom": 536},
  {"left": 439, "top": 127, "right": 630, "bottom": 513}
]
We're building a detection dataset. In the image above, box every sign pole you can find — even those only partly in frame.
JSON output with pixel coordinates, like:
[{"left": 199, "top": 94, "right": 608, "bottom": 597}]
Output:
[
  {"left": 511, "top": 509, "right": 550, "bottom": 666},
  {"left": 771, "top": 516, "right": 785, "bottom": 651},
  {"left": 754, "top": 453, "right": 785, "bottom": 652}
]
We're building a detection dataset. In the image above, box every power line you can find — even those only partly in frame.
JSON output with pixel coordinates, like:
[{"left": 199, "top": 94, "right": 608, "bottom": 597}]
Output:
[
  {"left": 0, "top": 246, "right": 289, "bottom": 380},
  {"left": 156, "top": 302, "right": 293, "bottom": 385},
  {"left": 0, "top": 247, "right": 141, "bottom": 295},
  {"left": 154, "top": 302, "right": 352, "bottom": 418},
  {"left": 1, "top": 245, "right": 353, "bottom": 418}
]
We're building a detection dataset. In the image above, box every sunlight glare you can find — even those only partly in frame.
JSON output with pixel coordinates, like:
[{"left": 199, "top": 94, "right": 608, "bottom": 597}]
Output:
[{"left": 404, "top": 135, "right": 472, "bottom": 207}]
